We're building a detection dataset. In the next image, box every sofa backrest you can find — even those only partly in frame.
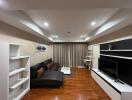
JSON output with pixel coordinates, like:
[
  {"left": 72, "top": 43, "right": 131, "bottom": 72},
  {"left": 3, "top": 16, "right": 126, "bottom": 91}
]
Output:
[
  {"left": 30, "top": 63, "right": 43, "bottom": 79},
  {"left": 30, "top": 59, "right": 52, "bottom": 79}
]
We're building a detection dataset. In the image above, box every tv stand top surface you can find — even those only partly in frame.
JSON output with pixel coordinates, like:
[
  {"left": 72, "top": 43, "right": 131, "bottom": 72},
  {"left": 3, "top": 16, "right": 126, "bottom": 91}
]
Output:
[{"left": 92, "top": 68, "right": 132, "bottom": 93}]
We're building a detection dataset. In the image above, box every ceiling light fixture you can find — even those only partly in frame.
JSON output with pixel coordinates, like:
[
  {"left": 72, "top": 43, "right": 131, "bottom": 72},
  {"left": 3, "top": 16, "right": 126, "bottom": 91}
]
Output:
[
  {"left": 85, "top": 37, "right": 90, "bottom": 41},
  {"left": 91, "top": 21, "right": 96, "bottom": 26},
  {"left": 51, "top": 35, "right": 58, "bottom": 38},
  {"left": 48, "top": 37, "right": 53, "bottom": 41},
  {"left": 80, "top": 34, "right": 86, "bottom": 38},
  {"left": 44, "top": 22, "right": 49, "bottom": 27}
]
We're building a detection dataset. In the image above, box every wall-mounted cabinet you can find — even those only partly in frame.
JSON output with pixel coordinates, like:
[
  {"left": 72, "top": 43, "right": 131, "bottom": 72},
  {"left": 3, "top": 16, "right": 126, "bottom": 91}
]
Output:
[
  {"left": 0, "top": 42, "right": 30, "bottom": 100},
  {"left": 100, "top": 38, "right": 132, "bottom": 50}
]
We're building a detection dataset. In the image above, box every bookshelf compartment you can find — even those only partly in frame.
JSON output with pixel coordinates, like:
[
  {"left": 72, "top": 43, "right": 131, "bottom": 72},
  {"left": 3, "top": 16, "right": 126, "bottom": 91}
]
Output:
[
  {"left": 9, "top": 80, "right": 29, "bottom": 100},
  {"left": 10, "top": 45, "right": 21, "bottom": 57},
  {"left": 9, "top": 57, "right": 30, "bottom": 72},
  {"left": 9, "top": 71, "right": 29, "bottom": 87}
]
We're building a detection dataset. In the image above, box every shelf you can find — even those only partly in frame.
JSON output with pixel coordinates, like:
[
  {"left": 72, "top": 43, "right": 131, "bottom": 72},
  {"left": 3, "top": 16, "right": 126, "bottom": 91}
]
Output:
[
  {"left": 86, "top": 56, "right": 93, "bottom": 58},
  {"left": 100, "top": 54, "right": 132, "bottom": 60},
  {"left": 13, "top": 88, "right": 29, "bottom": 100},
  {"left": 10, "top": 56, "right": 29, "bottom": 60},
  {"left": 100, "top": 50, "right": 132, "bottom": 51},
  {"left": 9, "top": 43, "right": 24, "bottom": 46},
  {"left": 9, "top": 68, "right": 27, "bottom": 77},
  {"left": 92, "top": 68, "right": 132, "bottom": 92},
  {"left": 83, "top": 59, "right": 92, "bottom": 62},
  {"left": 10, "top": 78, "right": 29, "bottom": 90}
]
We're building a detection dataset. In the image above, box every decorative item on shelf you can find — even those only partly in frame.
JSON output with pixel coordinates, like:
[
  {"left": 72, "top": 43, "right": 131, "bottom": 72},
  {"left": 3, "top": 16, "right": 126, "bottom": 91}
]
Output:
[
  {"left": 108, "top": 44, "right": 112, "bottom": 50},
  {"left": 36, "top": 44, "right": 46, "bottom": 52}
]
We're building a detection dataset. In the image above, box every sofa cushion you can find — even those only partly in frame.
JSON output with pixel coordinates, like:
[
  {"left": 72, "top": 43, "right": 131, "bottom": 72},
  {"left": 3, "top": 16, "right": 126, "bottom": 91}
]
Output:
[
  {"left": 40, "top": 71, "right": 64, "bottom": 82},
  {"left": 47, "top": 63, "right": 52, "bottom": 69},
  {"left": 37, "top": 67, "right": 44, "bottom": 78},
  {"left": 30, "top": 70, "right": 64, "bottom": 87},
  {"left": 30, "top": 63, "right": 44, "bottom": 79},
  {"left": 49, "top": 63, "right": 60, "bottom": 71}
]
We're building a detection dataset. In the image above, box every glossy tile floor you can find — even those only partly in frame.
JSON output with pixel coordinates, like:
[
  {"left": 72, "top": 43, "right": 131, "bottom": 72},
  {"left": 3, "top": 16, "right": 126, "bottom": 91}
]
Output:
[{"left": 22, "top": 67, "right": 111, "bottom": 100}]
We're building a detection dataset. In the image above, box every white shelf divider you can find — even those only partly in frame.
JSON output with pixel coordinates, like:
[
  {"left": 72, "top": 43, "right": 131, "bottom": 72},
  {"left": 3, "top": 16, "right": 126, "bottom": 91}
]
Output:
[
  {"left": 9, "top": 43, "right": 24, "bottom": 46},
  {"left": 10, "top": 56, "right": 29, "bottom": 60},
  {"left": 13, "top": 88, "right": 29, "bottom": 100},
  {"left": 100, "top": 50, "right": 132, "bottom": 51},
  {"left": 83, "top": 59, "right": 92, "bottom": 62},
  {"left": 10, "top": 78, "right": 29, "bottom": 90},
  {"left": 9, "top": 68, "right": 27, "bottom": 77},
  {"left": 100, "top": 54, "right": 132, "bottom": 60}
]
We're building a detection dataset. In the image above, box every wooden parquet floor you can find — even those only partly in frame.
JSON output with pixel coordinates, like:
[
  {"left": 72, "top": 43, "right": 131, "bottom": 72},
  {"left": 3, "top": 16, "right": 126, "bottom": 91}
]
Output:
[{"left": 22, "top": 67, "right": 111, "bottom": 100}]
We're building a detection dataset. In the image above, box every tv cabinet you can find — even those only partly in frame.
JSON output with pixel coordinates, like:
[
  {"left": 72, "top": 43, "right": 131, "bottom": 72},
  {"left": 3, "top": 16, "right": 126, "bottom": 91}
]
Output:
[
  {"left": 91, "top": 36, "right": 132, "bottom": 100},
  {"left": 0, "top": 42, "right": 30, "bottom": 100},
  {"left": 92, "top": 69, "right": 132, "bottom": 100}
]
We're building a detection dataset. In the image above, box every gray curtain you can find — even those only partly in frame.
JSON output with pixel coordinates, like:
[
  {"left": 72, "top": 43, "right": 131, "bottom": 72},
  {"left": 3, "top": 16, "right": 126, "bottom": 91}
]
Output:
[{"left": 53, "top": 43, "right": 87, "bottom": 67}]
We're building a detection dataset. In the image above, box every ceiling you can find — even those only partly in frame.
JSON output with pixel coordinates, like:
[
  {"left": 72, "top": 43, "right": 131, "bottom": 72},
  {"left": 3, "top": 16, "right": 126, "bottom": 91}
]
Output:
[
  {"left": 0, "top": 1, "right": 132, "bottom": 43},
  {"left": 26, "top": 9, "right": 118, "bottom": 42},
  {"left": 1, "top": 0, "right": 132, "bottom": 9}
]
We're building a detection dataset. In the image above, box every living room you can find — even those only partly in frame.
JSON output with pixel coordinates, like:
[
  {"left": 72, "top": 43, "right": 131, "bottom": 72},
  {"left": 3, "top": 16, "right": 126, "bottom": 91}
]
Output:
[{"left": 0, "top": 1, "right": 132, "bottom": 100}]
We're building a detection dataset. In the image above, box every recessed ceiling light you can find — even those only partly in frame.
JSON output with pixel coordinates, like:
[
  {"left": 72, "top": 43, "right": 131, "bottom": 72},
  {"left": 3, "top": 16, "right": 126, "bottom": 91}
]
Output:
[
  {"left": 51, "top": 35, "right": 58, "bottom": 38},
  {"left": 44, "top": 22, "right": 49, "bottom": 27},
  {"left": 48, "top": 37, "right": 53, "bottom": 41},
  {"left": 91, "top": 22, "right": 96, "bottom": 26},
  {"left": 80, "top": 34, "right": 86, "bottom": 38}
]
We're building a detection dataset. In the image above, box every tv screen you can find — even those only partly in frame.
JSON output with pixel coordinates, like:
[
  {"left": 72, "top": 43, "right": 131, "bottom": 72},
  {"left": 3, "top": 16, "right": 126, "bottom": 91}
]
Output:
[
  {"left": 98, "top": 58, "right": 118, "bottom": 79},
  {"left": 118, "top": 58, "right": 132, "bottom": 86}
]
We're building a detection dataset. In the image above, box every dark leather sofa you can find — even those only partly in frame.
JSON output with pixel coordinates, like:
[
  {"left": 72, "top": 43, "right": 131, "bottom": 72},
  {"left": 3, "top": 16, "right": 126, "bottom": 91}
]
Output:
[{"left": 30, "top": 59, "right": 64, "bottom": 88}]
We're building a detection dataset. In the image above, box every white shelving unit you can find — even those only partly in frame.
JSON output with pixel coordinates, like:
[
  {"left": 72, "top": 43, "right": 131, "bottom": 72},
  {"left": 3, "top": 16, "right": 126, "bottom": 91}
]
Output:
[
  {"left": 9, "top": 43, "right": 30, "bottom": 100},
  {"left": 0, "top": 42, "right": 30, "bottom": 100},
  {"left": 10, "top": 56, "right": 29, "bottom": 60},
  {"left": 100, "top": 50, "right": 132, "bottom": 51},
  {"left": 84, "top": 45, "right": 93, "bottom": 70},
  {"left": 100, "top": 54, "right": 132, "bottom": 60}
]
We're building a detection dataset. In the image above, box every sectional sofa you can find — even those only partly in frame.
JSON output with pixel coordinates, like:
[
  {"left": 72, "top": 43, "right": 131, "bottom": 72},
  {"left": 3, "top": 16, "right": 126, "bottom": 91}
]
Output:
[{"left": 30, "top": 59, "right": 64, "bottom": 87}]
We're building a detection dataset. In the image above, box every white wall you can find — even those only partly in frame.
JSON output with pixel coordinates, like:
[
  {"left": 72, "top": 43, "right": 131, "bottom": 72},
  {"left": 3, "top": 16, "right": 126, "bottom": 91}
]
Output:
[
  {"left": 92, "top": 44, "right": 100, "bottom": 69},
  {"left": 0, "top": 21, "right": 53, "bottom": 66}
]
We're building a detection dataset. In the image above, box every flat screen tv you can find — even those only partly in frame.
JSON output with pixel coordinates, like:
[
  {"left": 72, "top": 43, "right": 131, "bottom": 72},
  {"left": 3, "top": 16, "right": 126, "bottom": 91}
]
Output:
[
  {"left": 98, "top": 58, "right": 118, "bottom": 79},
  {"left": 118, "top": 58, "right": 132, "bottom": 86}
]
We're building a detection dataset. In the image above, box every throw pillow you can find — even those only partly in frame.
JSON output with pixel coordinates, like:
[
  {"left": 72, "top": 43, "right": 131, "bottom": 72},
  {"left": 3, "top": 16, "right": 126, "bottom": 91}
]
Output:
[
  {"left": 47, "top": 63, "right": 52, "bottom": 69},
  {"left": 37, "top": 67, "right": 44, "bottom": 78}
]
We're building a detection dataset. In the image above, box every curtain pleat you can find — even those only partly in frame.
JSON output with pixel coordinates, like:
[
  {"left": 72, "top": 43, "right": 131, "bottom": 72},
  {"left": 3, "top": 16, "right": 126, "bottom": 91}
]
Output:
[{"left": 53, "top": 43, "right": 87, "bottom": 67}]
